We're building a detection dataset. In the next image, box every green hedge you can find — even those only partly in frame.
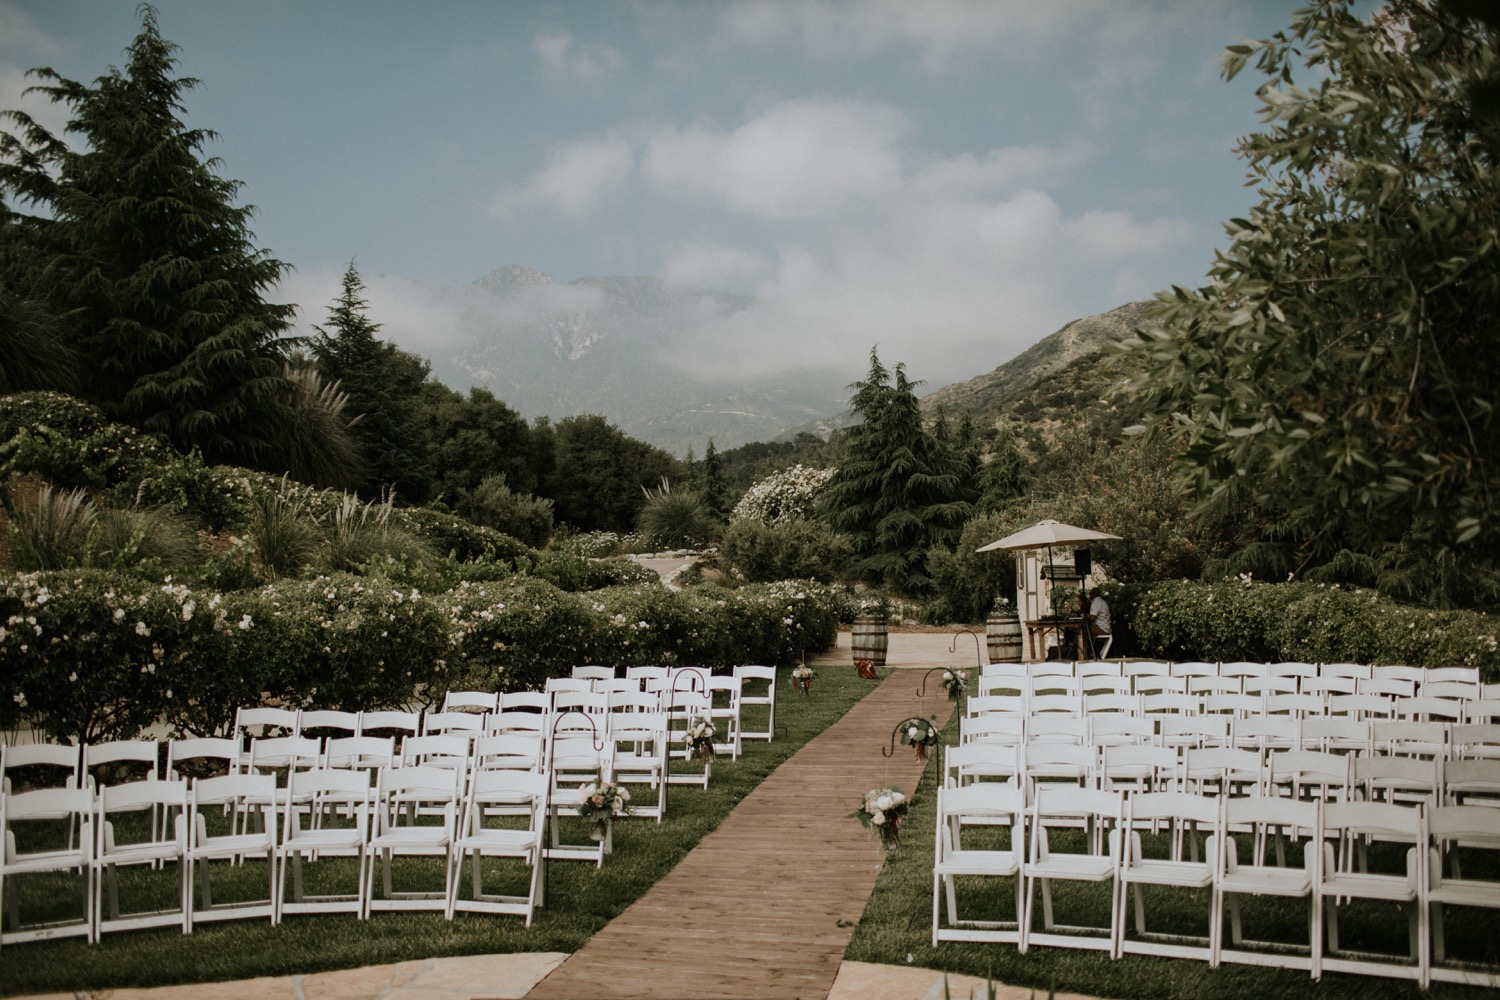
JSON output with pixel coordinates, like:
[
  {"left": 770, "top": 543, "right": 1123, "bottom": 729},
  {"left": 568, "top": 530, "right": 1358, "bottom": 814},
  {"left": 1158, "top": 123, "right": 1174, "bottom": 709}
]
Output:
[
  {"left": 1130, "top": 578, "right": 1500, "bottom": 678},
  {"left": 1, "top": 572, "right": 843, "bottom": 743}
]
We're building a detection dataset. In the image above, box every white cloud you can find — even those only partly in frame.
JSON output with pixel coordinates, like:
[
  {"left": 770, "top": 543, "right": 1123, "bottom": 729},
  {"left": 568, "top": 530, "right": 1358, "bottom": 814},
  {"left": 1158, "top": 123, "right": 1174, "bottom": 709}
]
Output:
[
  {"left": 1060, "top": 209, "right": 1196, "bottom": 259},
  {"left": 660, "top": 242, "right": 771, "bottom": 290},
  {"left": 0, "top": 4, "right": 59, "bottom": 57},
  {"left": 532, "top": 31, "right": 625, "bottom": 80},
  {"left": 490, "top": 136, "right": 635, "bottom": 220},
  {"left": 720, "top": 0, "right": 1119, "bottom": 73},
  {"left": 642, "top": 98, "right": 908, "bottom": 219}
]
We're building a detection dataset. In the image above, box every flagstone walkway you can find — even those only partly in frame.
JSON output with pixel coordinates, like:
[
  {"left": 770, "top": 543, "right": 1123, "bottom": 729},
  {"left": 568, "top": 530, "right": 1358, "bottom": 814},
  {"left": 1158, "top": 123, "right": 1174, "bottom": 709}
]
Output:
[{"left": 524, "top": 651, "right": 961, "bottom": 999}]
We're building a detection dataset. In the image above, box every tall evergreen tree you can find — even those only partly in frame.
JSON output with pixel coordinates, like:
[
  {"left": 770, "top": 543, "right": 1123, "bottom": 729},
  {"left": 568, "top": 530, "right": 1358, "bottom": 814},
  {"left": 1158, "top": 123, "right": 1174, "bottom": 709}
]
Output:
[
  {"left": 701, "top": 439, "right": 729, "bottom": 520},
  {"left": 0, "top": 5, "right": 295, "bottom": 466},
  {"left": 822, "top": 348, "right": 971, "bottom": 593},
  {"left": 311, "top": 261, "right": 433, "bottom": 501}
]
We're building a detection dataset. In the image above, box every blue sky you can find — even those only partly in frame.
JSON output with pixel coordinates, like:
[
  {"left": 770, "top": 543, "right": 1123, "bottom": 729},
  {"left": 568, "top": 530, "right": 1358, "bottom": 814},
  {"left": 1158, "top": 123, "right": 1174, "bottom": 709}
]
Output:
[{"left": 1, "top": 1, "right": 1300, "bottom": 389}]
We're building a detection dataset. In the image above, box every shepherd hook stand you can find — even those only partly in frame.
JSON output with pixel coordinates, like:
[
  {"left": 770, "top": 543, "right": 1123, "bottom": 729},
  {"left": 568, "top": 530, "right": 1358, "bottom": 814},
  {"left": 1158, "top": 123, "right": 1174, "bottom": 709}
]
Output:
[
  {"left": 542, "top": 709, "right": 605, "bottom": 889},
  {"left": 882, "top": 715, "right": 937, "bottom": 758},
  {"left": 950, "top": 629, "right": 983, "bottom": 666},
  {"left": 915, "top": 667, "right": 953, "bottom": 699}
]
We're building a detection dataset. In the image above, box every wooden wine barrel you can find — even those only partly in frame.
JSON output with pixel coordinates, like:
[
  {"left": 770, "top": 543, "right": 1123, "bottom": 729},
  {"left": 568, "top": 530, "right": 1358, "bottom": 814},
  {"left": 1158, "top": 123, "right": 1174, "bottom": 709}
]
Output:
[
  {"left": 986, "top": 614, "right": 1023, "bottom": 663},
  {"left": 851, "top": 615, "right": 889, "bottom": 666}
]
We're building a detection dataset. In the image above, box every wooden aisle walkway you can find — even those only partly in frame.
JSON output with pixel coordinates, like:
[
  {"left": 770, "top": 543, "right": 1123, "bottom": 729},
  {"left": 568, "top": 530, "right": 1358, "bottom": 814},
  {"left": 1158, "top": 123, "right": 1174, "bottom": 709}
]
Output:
[{"left": 525, "top": 668, "right": 957, "bottom": 1000}]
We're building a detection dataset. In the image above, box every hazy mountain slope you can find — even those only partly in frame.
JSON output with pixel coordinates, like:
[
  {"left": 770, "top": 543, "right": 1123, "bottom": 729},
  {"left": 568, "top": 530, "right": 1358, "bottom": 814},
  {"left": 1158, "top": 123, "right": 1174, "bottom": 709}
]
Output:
[
  {"left": 918, "top": 301, "right": 1161, "bottom": 449},
  {"left": 423, "top": 267, "right": 847, "bottom": 455}
]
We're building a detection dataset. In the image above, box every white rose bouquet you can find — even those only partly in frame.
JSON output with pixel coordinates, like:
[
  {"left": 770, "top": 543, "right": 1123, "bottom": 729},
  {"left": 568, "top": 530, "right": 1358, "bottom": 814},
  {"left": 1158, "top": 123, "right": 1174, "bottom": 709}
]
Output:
[
  {"left": 577, "top": 777, "right": 632, "bottom": 841},
  {"left": 852, "top": 786, "right": 909, "bottom": 850},
  {"left": 682, "top": 716, "right": 717, "bottom": 762}
]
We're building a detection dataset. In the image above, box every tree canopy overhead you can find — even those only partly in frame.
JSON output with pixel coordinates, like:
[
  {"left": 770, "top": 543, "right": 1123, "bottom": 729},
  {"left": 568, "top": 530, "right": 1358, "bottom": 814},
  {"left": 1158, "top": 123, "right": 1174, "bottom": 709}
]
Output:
[
  {"left": 1128, "top": 0, "right": 1500, "bottom": 607},
  {"left": 0, "top": 4, "right": 295, "bottom": 467}
]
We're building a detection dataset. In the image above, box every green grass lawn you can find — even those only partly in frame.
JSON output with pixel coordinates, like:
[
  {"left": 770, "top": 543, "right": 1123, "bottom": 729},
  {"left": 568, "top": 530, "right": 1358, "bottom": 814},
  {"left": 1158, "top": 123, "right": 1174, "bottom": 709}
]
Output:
[
  {"left": 846, "top": 711, "right": 1499, "bottom": 1000},
  {"left": 0, "top": 670, "right": 870, "bottom": 997}
]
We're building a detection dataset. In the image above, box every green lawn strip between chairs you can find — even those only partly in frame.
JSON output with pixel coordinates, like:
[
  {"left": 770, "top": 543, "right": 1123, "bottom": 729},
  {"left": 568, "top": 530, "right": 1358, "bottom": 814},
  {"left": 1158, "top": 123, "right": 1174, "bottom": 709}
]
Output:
[
  {"left": 844, "top": 710, "right": 1498, "bottom": 1000},
  {"left": 0, "top": 669, "right": 871, "bottom": 997}
]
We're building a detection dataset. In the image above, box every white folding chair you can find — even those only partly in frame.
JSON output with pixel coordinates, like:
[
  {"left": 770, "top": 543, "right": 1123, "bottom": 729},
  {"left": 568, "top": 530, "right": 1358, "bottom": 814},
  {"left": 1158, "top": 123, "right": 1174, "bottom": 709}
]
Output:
[
  {"left": 233, "top": 706, "right": 299, "bottom": 745},
  {"left": 486, "top": 711, "right": 548, "bottom": 737},
  {"left": 446, "top": 769, "right": 547, "bottom": 925},
  {"left": 471, "top": 734, "right": 544, "bottom": 774},
  {"left": 572, "top": 665, "right": 616, "bottom": 684},
  {"left": 960, "top": 714, "right": 1024, "bottom": 748},
  {"left": 295, "top": 709, "right": 360, "bottom": 739},
  {"left": 94, "top": 779, "right": 190, "bottom": 937},
  {"left": 441, "top": 691, "right": 499, "bottom": 716},
  {"left": 360, "top": 764, "right": 459, "bottom": 917},
  {"left": 186, "top": 773, "right": 278, "bottom": 928},
  {"left": 1115, "top": 790, "right": 1220, "bottom": 961},
  {"left": 1215, "top": 795, "right": 1322, "bottom": 975},
  {"left": 1100, "top": 744, "right": 1180, "bottom": 795},
  {"left": 165, "top": 737, "right": 240, "bottom": 782},
  {"left": 1, "top": 742, "right": 83, "bottom": 793},
  {"left": 1449, "top": 722, "right": 1500, "bottom": 761},
  {"left": 356, "top": 709, "right": 421, "bottom": 740},
  {"left": 1301, "top": 717, "right": 1372, "bottom": 756},
  {"left": 1090, "top": 714, "right": 1154, "bottom": 749},
  {"left": 83, "top": 740, "right": 161, "bottom": 788},
  {"left": 706, "top": 675, "right": 743, "bottom": 760},
  {"left": 1159, "top": 715, "right": 1230, "bottom": 752},
  {"left": 323, "top": 736, "right": 395, "bottom": 774},
  {"left": 1318, "top": 800, "right": 1427, "bottom": 982},
  {"left": 1426, "top": 804, "right": 1500, "bottom": 987},
  {"left": 276, "top": 768, "right": 370, "bottom": 920},
  {"left": 0, "top": 786, "right": 96, "bottom": 947},
  {"left": 932, "top": 782, "right": 1026, "bottom": 946},
  {"left": 944, "top": 742, "right": 1021, "bottom": 789},
  {"left": 546, "top": 737, "right": 614, "bottom": 866},
  {"left": 421, "top": 711, "right": 484, "bottom": 738},
  {"left": 497, "top": 691, "right": 550, "bottom": 715},
  {"left": 608, "top": 713, "right": 669, "bottom": 822},
  {"left": 247, "top": 735, "right": 322, "bottom": 776},
  {"left": 1441, "top": 758, "right": 1500, "bottom": 808},
  {"left": 1021, "top": 786, "right": 1124, "bottom": 954}
]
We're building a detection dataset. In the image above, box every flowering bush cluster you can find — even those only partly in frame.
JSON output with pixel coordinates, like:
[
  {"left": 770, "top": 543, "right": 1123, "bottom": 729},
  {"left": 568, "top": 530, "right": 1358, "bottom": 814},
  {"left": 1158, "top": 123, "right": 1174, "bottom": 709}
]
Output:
[
  {"left": 1132, "top": 578, "right": 1500, "bottom": 676},
  {"left": 729, "top": 465, "right": 837, "bottom": 525},
  {"left": 1, "top": 571, "right": 846, "bottom": 743},
  {"left": 0, "top": 392, "right": 170, "bottom": 491}
]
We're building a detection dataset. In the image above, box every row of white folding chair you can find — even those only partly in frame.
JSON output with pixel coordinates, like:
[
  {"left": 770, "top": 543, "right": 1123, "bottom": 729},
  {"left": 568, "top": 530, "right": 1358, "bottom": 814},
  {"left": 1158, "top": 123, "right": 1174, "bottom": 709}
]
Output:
[
  {"left": 567, "top": 663, "right": 778, "bottom": 742},
  {"left": 948, "top": 741, "right": 1500, "bottom": 809},
  {"left": 979, "top": 661, "right": 1483, "bottom": 698},
  {"left": 969, "top": 686, "right": 1494, "bottom": 724},
  {"left": 964, "top": 711, "right": 1500, "bottom": 761},
  {"left": 932, "top": 782, "right": 1499, "bottom": 984}
]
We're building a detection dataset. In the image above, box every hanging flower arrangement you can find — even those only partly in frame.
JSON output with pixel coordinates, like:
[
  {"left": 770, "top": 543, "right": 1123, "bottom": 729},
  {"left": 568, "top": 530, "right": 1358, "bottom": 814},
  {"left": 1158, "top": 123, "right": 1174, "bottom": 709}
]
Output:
[
  {"left": 682, "top": 716, "right": 717, "bottom": 762},
  {"left": 899, "top": 717, "right": 941, "bottom": 762},
  {"left": 852, "top": 786, "right": 909, "bottom": 851},
  {"left": 940, "top": 669, "right": 968, "bottom": 702},
  {"left": 791, "top": 664, "right": 816, "bottom": 694},
  {"left": 576, "top": 777, "right": 632, "bottom": 842}
]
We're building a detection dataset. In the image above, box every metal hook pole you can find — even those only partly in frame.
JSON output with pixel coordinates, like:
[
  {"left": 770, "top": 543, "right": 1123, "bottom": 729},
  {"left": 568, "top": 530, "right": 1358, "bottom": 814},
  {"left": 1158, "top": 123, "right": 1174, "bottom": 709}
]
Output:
[
  {"left": 548, "top": 709, "right": 603, "bottom": 752},
  {"left": 916, "top": 667, "right": 951, "bottom": 699},
  {"left": 949, "top": 628, "right": 982, "bottom": 666}
]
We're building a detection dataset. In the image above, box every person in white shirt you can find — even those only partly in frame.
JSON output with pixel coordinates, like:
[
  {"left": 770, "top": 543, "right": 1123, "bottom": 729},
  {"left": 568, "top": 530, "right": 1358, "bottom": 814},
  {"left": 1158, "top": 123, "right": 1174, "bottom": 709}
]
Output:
[{"left": 1086, "top": 586, "right": 1111, "bottom": 641}]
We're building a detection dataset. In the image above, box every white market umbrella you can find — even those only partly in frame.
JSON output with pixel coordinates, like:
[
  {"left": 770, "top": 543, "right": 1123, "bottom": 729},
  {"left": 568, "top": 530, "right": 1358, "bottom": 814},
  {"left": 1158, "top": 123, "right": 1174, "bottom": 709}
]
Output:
[{"left": 975, "top": 519, "right": 1121, "bottom": 553}]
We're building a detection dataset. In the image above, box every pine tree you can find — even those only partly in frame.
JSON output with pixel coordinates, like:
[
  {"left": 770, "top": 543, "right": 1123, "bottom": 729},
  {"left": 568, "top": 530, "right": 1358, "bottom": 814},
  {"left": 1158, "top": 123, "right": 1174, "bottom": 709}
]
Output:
[
  {"left": 822, "top": 348, "right": 971, "bottom": 593},
  {"left": 0, "top": 5, "right": 295, "bottom": 466},
  {"left": 311, "top": 261, "right": 433, "bottom": 500},
  {"left": 701, "top": 439, "right": 729, "bottom": 520}
]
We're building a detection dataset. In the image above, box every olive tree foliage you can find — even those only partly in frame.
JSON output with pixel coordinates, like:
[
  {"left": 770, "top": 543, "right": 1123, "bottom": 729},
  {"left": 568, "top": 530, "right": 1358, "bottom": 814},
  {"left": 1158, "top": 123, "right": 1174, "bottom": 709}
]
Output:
[{"left": 1126, "top": 0, "right": 1500, "bottom": 608}]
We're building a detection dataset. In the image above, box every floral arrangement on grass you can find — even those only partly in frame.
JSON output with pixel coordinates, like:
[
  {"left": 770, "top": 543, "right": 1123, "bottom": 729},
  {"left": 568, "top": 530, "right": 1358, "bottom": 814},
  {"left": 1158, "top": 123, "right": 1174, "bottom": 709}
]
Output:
[
  {"left": 856, "top": 658, "right": 879, "bottom": 680},
  {"left": 900, "top": 717, "right": 941, "bottom": 762},
  {"left": 577, "top": 776, "right": 632, "bottom": 841},
  {"left": 682, "top": 716, "right": 717, "bottom": 762},
  {"left": 791, "top": 664, "right": 816, "bottom": 694},
  {"left": 852, "top": 786, "right": 908, "bottom": 851},
  {"left": 940, "top": 669, "right": 968, "bottom": 702}
]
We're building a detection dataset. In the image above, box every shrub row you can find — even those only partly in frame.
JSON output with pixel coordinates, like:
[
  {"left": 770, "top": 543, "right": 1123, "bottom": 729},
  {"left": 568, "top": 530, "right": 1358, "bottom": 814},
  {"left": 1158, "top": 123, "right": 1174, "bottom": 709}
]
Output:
[
  {"left": 1, "top": 570, "right": 842, "bottom": 744},
  {"left": 1129, "top": 578, "right": 1500, "bottom": 678}
]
